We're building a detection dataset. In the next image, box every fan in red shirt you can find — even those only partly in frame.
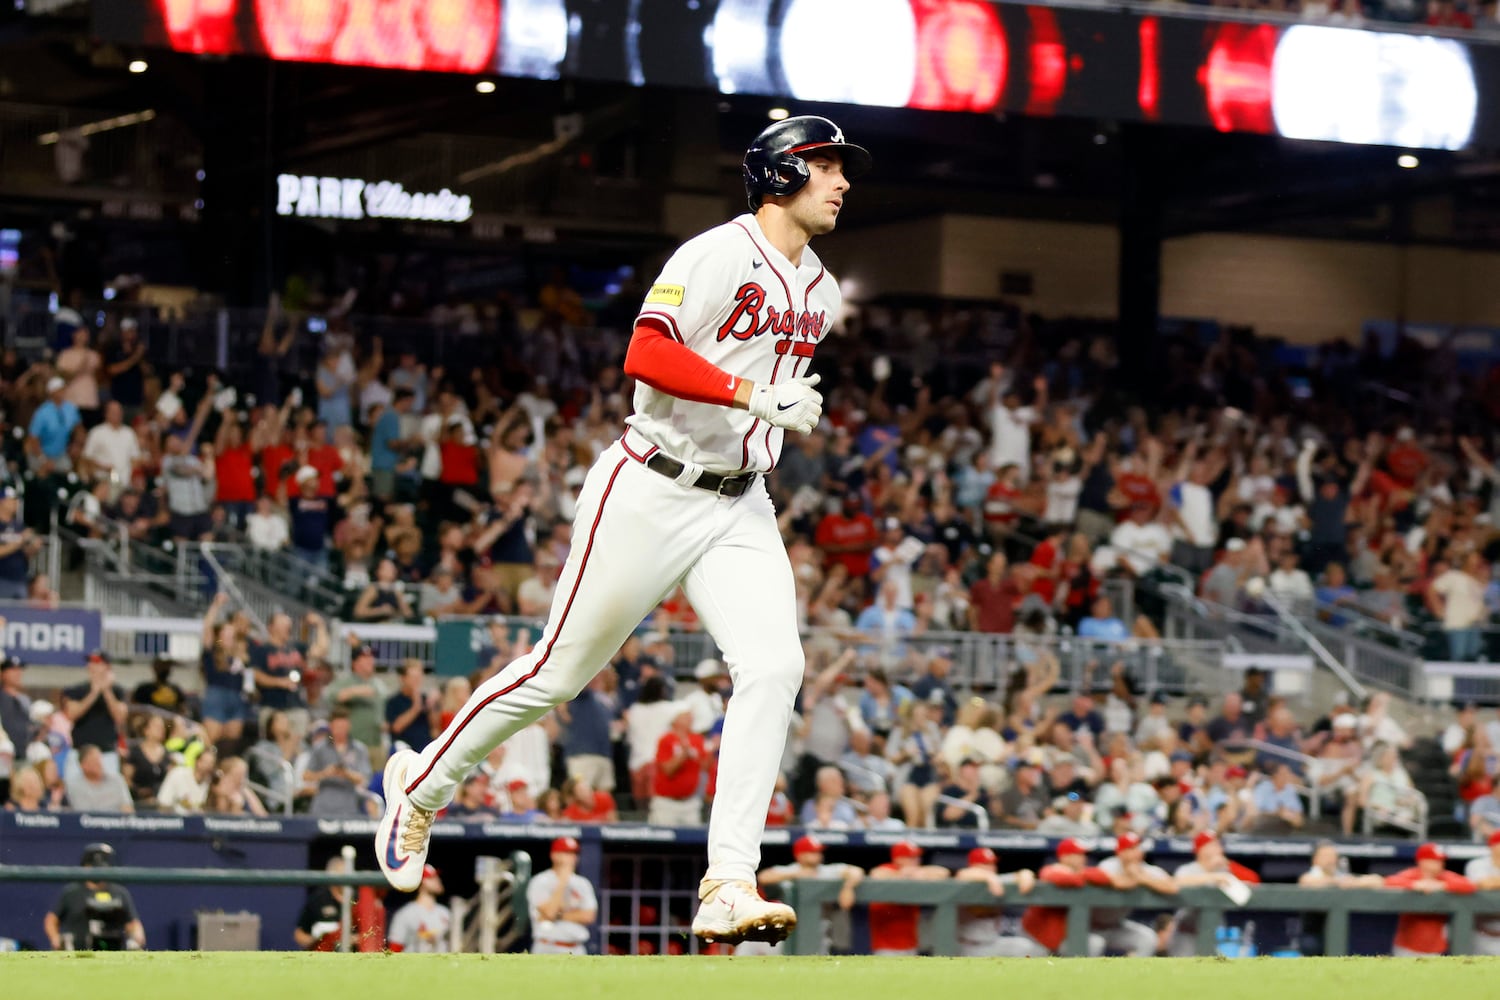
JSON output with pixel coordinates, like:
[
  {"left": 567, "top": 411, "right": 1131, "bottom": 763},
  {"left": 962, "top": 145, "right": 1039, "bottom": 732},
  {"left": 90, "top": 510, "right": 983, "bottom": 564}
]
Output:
[
  {"left": 650, "top": 706, "right": 705, "bottom": 827},
  {"left": 765, "top": 774, "right": 795, "bottom": 826},
  {"left": 438, "top": 418, "right": 480, "bottom": 488},
  {"left": 1020, "top": 838, "right": 1112, "bottom": 956},
  {"left": 1166, "top": 831, "right": 1262, "bottom": 956},
  {"left": 213, "top": 419, "right": 258, "bottom": 524},
  {"left": 968, "top": 553, "right": 1022, "bottom": 634},
  {"left": 260, "top": 434, "right": 296, "bottom": 501},
  {"left": 1383, "top": 431, "right": 1428, "bottom": 490},
  {"left": 561, "top": 777, "right": 618, "bottom": 824},
  {"left": 1112, "top": 461, "right": 1160, "bottom": 521},
  {"left": 867, "top": 841, "right": 951, "bottom": 955},
  {"left": 1027, "top": 528, "right": 1067, "bottom": 604},
  {"left": 1385, "top": 842, "right": 1476, "bottom": 956},
  {"left": 814, "top": 494, "right": 878, "bottom": 579},
  {"left": 982, "top": 464, "right": 1024, "bottom": 539},
  {"left": 304, "top": 423, "right": 343, "bottom": 497}
]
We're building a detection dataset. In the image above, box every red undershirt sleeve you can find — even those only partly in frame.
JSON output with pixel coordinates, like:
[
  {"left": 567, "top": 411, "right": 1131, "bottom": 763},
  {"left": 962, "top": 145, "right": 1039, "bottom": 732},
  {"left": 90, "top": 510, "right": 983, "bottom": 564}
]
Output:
[{"left": 623, "top": 317, "right": 743, "bottom": 408}]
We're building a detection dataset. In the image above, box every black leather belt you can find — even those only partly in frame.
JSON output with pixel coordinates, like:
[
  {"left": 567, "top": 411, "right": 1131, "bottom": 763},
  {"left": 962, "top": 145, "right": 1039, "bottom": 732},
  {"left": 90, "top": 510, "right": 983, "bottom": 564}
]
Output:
[{"left": 644, "top": 452, "right": 757, "bottom": 498}]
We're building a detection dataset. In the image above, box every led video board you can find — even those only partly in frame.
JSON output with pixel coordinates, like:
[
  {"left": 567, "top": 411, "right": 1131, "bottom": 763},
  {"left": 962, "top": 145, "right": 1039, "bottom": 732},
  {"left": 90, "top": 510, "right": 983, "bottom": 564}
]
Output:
[{"left": 95, "top": 0, "right": 1500, "bottom": 151}]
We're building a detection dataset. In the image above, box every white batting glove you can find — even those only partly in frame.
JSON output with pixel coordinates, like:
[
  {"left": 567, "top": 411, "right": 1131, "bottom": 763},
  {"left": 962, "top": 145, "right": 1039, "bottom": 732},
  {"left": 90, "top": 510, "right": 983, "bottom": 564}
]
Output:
[{"left": 747, "top": 374, "right": 823, "bottom": 435}]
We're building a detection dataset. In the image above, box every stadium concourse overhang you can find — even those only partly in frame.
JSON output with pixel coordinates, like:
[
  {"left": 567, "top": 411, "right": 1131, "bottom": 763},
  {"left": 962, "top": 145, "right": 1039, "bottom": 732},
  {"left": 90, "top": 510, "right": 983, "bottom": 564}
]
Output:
[{"left": 4, "top": 2, "right": 1500, "bottom": 368}]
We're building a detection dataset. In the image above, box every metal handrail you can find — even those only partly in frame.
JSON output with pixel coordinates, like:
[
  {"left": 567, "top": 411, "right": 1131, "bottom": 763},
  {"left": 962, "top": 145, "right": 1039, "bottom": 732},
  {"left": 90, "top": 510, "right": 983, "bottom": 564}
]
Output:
[
  {"left": 199, "top": 543, "right": 269, "bottom": 640},
  {"left": 934, "top": 793, "right": 991, "bottom": 831},
  {"left": 839, "top": 758, "right": 890, "bottom": 796},
  {"left": 1259, "top": 588, "right": 1370, "bottom": 700},
  {"left": 1284, "top": 595, "right": 1425, "bottom": 651},
  {"left": 1218, "top": 738, "right": 1323, "bottom": 821},
  {"left": 246, "top": 758, "right": 298, "bottom": 816},
  {"left": 1166, "top": 586, "right": 1369, "bottom": 701}
]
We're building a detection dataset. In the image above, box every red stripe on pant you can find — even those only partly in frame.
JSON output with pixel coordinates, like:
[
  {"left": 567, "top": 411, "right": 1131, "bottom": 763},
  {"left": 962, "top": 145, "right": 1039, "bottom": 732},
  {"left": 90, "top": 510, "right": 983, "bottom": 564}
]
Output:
[{"left": 404, "top": 456, "right": 630, "bottom": 797}]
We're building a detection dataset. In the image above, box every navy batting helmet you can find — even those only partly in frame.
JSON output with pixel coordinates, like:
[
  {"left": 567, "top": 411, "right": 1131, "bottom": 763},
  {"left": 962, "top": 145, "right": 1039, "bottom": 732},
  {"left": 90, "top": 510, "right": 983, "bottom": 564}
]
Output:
[
  {"left": 81, "top": 843, "right": 118, "bottom": 869},
  {"left": 743, "top": 115, "right": 872, "bottom": 212}
]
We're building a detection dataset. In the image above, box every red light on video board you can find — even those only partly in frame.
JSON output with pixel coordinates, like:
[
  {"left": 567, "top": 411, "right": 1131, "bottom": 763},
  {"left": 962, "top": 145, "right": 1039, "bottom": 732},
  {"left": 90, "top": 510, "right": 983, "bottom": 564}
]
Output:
[
  {"left": 1200, "top": 23, "right": 1277, "bottom": 134},
  {"left": 254, "top": 0, "right": 345, "bottom": 62},
  {"left": 1025, "top": 7, "right": 1066, "bottom": 116},
  {"left": 254, "top": 0, "right": 498, "bottom": 72},
  {"left": 908, "top": 0, "right": 1008, "bottom": 113},
  {"left": 158, "top": 0, "right": 239, "bottom": 53},
  {"left": 1138, "top": 17, "right": 1159, "bottom": 120}
]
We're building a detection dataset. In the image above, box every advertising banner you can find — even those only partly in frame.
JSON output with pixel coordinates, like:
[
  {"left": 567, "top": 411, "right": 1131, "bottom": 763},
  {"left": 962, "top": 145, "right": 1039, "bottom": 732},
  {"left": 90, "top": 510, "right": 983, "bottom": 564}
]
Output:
[{"left": 0, "top": 603, "right": 103, "bottom": 668}]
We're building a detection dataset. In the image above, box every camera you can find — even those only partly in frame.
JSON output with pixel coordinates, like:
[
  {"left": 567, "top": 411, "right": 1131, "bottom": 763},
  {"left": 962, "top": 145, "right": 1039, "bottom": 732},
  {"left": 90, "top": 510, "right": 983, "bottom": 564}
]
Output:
[{"left": 82, "top": 894, "right": 130, "bottom": 951}]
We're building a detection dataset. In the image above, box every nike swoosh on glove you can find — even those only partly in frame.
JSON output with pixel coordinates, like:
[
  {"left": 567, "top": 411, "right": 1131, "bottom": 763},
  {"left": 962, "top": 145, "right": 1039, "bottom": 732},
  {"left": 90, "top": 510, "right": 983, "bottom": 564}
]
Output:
[{"left": 746, "top": 373, "right": 823, "bottom": 435}]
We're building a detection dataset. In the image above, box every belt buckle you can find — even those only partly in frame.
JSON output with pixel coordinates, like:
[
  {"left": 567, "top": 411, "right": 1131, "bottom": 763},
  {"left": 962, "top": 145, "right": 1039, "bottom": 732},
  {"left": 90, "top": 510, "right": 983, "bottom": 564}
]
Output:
[{"left": 714, "top": 475, "right": 737, "bottom": 498}]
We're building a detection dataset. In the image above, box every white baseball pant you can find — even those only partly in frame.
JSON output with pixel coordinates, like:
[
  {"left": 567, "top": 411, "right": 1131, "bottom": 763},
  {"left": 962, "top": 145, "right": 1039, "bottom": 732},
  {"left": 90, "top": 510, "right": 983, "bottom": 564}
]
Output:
[
  {"left": 531, "top": 941, "right": 588, "bottom": 955},
  {"left": 1168, "top": 931, "right": 1199, "bottom": 957},
  {"left": 1096, "top": 920, "right": 1159, "bottom": 956},
  {"left": 402, "top": 440, "right": 804, "bottom": 886},
  {"left": 1023, "top": 933, "right": 1106, "bottom": 957},
  {"left": 1474, "top": 932, "right": 1500, "bottom": 956},
  {"left": 960, "top": 936, "right": 1051, "bottom": 957}
]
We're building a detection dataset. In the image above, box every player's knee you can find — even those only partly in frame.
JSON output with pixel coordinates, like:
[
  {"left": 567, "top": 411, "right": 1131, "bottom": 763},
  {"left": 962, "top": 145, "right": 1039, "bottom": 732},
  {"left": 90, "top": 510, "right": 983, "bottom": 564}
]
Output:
[{"left": 762, "top": 647, "right": 805, "bottom": 692}]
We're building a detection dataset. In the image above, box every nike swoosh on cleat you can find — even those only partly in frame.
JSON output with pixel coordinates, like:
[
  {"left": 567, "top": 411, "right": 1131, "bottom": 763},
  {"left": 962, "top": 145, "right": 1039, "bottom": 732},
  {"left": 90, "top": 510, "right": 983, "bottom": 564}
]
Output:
[{"left": 385, "top": 805, "right": 409, "bottom": 869}]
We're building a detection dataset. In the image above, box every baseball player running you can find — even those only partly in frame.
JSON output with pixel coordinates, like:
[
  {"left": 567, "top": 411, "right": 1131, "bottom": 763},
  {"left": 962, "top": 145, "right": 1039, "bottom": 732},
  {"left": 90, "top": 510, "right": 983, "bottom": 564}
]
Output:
[{"left": 377, "top": 115, "right": 871, "bottom": 946}]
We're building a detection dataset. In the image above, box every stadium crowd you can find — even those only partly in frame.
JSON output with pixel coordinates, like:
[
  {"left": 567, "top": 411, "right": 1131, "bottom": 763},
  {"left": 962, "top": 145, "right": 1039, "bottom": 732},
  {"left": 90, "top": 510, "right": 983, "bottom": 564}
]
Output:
[{"left": 3, "top": 264, "right": 1500, "bottom": 848}]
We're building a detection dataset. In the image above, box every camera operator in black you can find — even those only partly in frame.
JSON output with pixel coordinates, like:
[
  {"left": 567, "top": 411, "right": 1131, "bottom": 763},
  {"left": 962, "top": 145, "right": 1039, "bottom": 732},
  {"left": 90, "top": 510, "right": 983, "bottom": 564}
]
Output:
[{"left": 44, "top": 843, "right": 145, "bottom": 951}]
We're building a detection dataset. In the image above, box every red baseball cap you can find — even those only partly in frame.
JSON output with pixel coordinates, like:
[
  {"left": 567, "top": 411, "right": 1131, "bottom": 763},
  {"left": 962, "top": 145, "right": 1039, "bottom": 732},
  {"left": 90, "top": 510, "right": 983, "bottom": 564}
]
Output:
[
  {"left": 968, "top": 847, "right": 997, "bottom": 867},
  {"left": 793, "top": 835, "right": 825, "bottom": 855},
  {"left": 1057, "top": 838, "right": 1087, "bottom": 858},
  {"left": 891, "top": 840, "right": 923, "bottom": 861},
  {"left": 552, "top": 836, "right": 580, "bottom": 854},
  {"left": 1489, "top": 830, "right": 1500, "bottom": 848},
  {"left": 1226, "top": 765, "right": 1248, "bottom": 780},
  {"left": 1415, "top": 843, "right": 1447, "bottom": 863},
  {"left": 507, "top": 779, "right": 529, "bottom": 793},
  {"left": 421, "top": 864, "right": 440, "bottom": 880},
  {"left": 1116, "top": 832, "right": 1143, "bottom": 852},
  {"left": 1193, "top": 831, "right": 1218, "bottom": 854}
]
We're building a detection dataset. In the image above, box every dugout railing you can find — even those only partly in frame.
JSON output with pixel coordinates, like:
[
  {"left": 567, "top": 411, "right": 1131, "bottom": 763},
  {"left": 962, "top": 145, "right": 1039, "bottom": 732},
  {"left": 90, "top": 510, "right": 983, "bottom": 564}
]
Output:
[{"left": 775, "top": 879, "right": 1499, "bottom": 957}]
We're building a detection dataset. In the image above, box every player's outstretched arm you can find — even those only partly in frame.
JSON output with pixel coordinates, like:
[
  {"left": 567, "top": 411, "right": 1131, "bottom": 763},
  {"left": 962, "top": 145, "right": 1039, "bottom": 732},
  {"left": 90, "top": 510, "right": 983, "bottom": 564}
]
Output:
[{"left": 624, "top": 319, "right": 822, "bottom": 434}]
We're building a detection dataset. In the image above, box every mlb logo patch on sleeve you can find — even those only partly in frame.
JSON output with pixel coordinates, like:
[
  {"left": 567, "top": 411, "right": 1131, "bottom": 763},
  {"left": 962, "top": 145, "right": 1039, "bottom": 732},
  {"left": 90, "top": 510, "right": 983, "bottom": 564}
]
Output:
[{"left": 646, "top": 284, "right": 685, "bottom": 306}]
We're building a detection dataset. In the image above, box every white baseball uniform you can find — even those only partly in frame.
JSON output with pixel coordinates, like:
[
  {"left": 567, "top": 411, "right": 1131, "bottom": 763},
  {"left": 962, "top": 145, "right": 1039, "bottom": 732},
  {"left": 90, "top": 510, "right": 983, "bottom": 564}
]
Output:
[
  {"left": 400, "top": 212, "right": 839, "bottom": 889},
  {"left": 1464, "top": 855, "right": 1500, "bottom": 955},
  {"left": 526, "top": 868, "right": 599, "bottom": 955},
  {"left": 956, "top": 885, "right": 1046, "bottom": 957},
  {"left": 387, "top": 899, "right": 452, "bottom": 953},
  {"left": 1092, "top": 857, "right": 1167, "bottom": 956}
]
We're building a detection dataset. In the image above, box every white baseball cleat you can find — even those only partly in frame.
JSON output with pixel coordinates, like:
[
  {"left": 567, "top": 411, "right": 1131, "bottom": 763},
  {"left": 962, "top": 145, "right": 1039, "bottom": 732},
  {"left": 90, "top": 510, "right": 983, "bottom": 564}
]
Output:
[
  {"left": 692, "top": 880, "right": 798, "bottom": 945},
  {"left": 375, "top": 748, "right": 435, "bottom": 892}
]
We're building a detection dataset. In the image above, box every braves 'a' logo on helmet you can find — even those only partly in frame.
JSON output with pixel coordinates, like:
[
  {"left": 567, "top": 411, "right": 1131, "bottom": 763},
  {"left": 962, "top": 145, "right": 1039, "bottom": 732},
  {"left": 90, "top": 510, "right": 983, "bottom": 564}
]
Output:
[{"left": 742, "top": 116, "right": 872, "bottom": 211}]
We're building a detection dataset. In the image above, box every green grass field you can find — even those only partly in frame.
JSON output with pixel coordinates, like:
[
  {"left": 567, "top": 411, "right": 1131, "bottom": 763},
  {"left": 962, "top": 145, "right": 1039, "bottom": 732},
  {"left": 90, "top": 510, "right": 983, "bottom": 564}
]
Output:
[{"left": 5, "top": 953, "right": 1499, "bottom": 1000}]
